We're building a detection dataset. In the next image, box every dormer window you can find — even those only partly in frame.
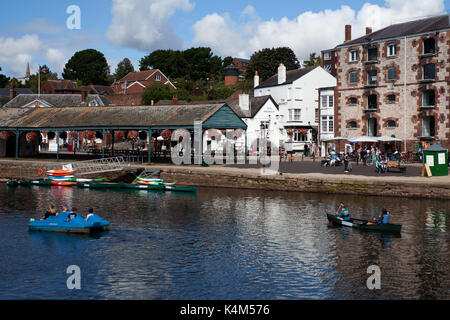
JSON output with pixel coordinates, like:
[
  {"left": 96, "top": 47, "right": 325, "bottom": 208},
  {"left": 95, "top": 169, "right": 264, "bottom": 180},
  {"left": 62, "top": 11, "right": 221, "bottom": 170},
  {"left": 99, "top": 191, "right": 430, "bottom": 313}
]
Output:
[{"left": 155, "top": 74, "right": 161, "bottom": 81}]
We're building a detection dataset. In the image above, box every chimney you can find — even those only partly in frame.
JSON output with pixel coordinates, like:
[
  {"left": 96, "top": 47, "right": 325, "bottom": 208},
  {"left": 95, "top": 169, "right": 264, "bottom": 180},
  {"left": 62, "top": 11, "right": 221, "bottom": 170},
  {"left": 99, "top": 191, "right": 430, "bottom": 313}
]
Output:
[
  {"left": 254, "top": 71, "right": 260, "bottom": 88},
  {"left": 81, "top": 89, "right": 88, "bottom": 103},
  {"left": 239, "top": 94, "right": 250, "bottom": 111},
  {"left": 9, "top": 84, "right": 16, "bottom": 101},
  {"left": 278, "top": 63, "right": 286, "bottom": 85},
  {"left": 172, "top": 94, "right": 178, "bottom": 105},
  {"left": 345, "top": 25, "right": 352, "bottom": 42},
  {"left": 366, "top": 27, "right": 372, "bottom": 35}
]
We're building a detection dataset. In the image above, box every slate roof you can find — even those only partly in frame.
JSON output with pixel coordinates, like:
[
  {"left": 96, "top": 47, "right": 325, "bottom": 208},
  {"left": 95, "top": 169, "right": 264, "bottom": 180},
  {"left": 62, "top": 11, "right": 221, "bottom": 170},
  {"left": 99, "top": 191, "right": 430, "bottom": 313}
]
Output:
[
  {"left": 0, "top": 88, "right": 34, "bottom": 97},
  {"left": 0, "top": 104, "right": 244, "bottom": 129},
  {"left": 180, "top": 95, "right": 277, "bottom": 118},
  {"left": 338, "top": 14, "right": 450, "bottom": 47},
  {"left": 3, "top": 94, "right": 112, "bottom": 108},
  {"left": 255, "top": 67, "right": 317, "bottom": 89},
  {"left": 45, "top": 80, "right": 81, "bottom": 91}
]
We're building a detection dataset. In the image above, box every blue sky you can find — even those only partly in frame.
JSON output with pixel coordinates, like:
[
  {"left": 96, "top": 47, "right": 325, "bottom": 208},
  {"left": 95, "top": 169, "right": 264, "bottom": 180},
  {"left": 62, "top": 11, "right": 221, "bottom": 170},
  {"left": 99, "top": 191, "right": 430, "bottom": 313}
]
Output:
[{"left": 0, "top": 0, "right": 448, "bottom": 77}]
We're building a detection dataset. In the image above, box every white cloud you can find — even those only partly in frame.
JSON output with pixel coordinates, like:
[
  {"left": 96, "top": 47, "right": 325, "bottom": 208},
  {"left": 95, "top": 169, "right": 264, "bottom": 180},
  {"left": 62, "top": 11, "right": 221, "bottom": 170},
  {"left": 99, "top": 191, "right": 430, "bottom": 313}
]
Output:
[
  {"left": 0, "top": 34, "right": 42, "bottom": 76},
  {"left": 192, "top": 0, "right": 446, "bottom": 60},
  {"left": 107, "top": 0, "right": 194, "bottom": 52}
]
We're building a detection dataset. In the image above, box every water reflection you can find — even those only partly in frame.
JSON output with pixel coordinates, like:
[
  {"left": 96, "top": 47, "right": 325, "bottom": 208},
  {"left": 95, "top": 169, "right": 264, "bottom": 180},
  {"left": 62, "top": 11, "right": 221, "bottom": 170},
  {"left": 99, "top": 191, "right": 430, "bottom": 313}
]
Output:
[{"left": 0, "top": 185, "right": 449, "bottom": 299}]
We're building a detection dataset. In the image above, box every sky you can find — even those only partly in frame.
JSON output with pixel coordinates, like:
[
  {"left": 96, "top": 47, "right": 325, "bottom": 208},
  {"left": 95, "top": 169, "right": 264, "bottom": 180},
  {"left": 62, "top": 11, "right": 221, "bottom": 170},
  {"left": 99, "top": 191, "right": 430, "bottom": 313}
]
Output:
[{"left": 0, "top": 0, "right": 448, "bottom": 78}]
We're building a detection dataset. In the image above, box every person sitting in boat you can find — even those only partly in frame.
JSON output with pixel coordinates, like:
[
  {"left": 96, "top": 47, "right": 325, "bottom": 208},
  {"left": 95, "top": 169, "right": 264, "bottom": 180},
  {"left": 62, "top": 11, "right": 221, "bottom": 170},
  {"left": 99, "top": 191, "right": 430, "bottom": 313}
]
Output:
[
  {"left": 61, "top": 204, "right": 70, "bottom": 212},
  {"left": 85, "top": 208, "right": 95, "bottom": 221},
  {"left": 41, "top": 204, "right": 57, "bottom": 220},
  {"left": 66, "top": 207, "right": 78, "bottom": 222},
  {"left": 336, "top": 203, "right": 351, "bottom": 221},
  {"left": 375, "top": 208, "right": 390, "bottom": 225}
]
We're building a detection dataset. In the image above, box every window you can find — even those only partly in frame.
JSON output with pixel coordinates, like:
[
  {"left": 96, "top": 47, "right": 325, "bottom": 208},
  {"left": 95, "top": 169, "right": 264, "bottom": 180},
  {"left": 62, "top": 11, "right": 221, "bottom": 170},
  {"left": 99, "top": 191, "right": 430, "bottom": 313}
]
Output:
[
  {"left": 422, "top": 116, "right": 435, "bottom": 137},
  {"left": 289, "top": 109, "right": 301, "bottom": 121},
  {"left": 324, "top": 52, "right": 331, "bottom": 60},
  {"left": 315, "top": 108, "right": 319, "bottom": 123},
  {"left": 367, "top": 70, "right": 377, "bottom": 86},
  {"left": 368, "top": 47, "right": 378, "bottom": 61},
  {"left": 423, "top": 38, "right": 436, "bottom": 55},
  {"left": 321, "top": 95, "right": 334, "bottom": 108},
  {"left": 155, "top": 74, "right": 161, "bottom": 81},
  {"left": 260, "top": 121, "right": 269, "bottom": 129},
  {"left": 349, "top": 121, "right": 357, "bottom": 129},
  {"left": 422, "top": 90, "right": 435, "bottom": 107},
  {"left": 293, "top": 131, "right": 308, "bottom": 142},
  {"left": 321, "top": 116, "right": 334, "bottom": 133},
  {"left": 348, "top": 97, "right": 358, "bottom": 105},
  {"left": 368, "top": 94, "right": 377, "bottom": 110},
  {"left": 349, "top": 50, "right": 358, "bottom": 62},
  {"left": 386, "top": 120, "right": 396, "bottom": 128},
  {"left": 387, "top": 43, "right": 397, "bottom": 57},
  {"left": 387, "top": 94, "right": 396, "bottom": 104},
  {"left": 349, "top": 71, "right": 358, "bottom": 84},
  {"left": 423, "top": 63, "right": 435, "bottom": 80},
  {"left": 387, "top": 67, "right": 397, "bottom": 80}
]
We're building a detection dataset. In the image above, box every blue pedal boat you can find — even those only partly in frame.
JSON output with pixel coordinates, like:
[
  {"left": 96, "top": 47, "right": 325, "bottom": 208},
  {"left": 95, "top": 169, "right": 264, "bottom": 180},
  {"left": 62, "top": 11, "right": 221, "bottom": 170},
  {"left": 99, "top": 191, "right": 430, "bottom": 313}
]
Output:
[{"left": 29, "top": 212, "right": 110, "bottom": 234}]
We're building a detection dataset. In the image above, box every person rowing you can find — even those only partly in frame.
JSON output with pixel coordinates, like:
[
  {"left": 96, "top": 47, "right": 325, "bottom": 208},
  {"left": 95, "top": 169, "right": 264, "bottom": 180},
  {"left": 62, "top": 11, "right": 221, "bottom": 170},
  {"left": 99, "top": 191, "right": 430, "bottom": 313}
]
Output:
[
  {"left": 374, "top": 208, "right": 390, "bottom": 225},
  {"left": 335, "top": 202, "right": 351, "bottom": 221}
]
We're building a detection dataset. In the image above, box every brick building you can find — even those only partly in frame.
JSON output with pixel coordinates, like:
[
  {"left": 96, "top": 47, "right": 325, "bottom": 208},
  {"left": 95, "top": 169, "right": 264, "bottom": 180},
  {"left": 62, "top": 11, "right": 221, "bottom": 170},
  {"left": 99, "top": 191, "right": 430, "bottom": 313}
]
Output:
[
  {"left": 111, "top": 69, "right": 176, "bottom": 95},
  {"left": 324, "top": 14, "right": 450, "bottom": 151}
]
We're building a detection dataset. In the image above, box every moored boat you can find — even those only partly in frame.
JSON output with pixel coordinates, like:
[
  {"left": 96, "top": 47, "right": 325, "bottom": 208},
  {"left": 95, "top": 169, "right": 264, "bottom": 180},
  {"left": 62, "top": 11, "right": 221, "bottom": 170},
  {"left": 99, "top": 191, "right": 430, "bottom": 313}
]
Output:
[
  {"left": 28, "top": 212, "right": 110, "bottom": 234},
  {"left": 51, "top": 181, "right": 76, "bottom": 187},
  {"left": 163, "top": 185, "right": 198, "bottom": 193},
  {"left": 76, "top": 182, "right": 124, "bottom": 189},
  {"left": 122, "top": 183, "right": 165, "bottom": 191},
  {"left": 327, "top": 213, "right": 402, "bottom": 233}
]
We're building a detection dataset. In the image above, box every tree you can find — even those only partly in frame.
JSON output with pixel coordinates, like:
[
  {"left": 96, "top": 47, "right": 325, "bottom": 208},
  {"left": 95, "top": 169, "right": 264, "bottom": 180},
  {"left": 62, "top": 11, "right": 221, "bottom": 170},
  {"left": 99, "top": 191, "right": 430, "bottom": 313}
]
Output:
[
  {"left": 303, "top": 52, "right": 322, "bottom": 67},
  {"left": 139, "top": 47, "right": 224, "bottom": 81},
  {"left": 62, "top": 49, "right": 110, "bottom": 85},
  {"left": 115, "top": 58, "right": 135, "bottom": 80},
  {"left": 0, "top": 74, "right": 10, "bottom": 88},
  {"left": 141, "top": 82, "right": 174, "bottom": 105},
  {"left": 139, "top": 49, "right": 188, "bottom": 79},
  {"left": 246, "top": 47, "right": 300, "bottom": 81}
]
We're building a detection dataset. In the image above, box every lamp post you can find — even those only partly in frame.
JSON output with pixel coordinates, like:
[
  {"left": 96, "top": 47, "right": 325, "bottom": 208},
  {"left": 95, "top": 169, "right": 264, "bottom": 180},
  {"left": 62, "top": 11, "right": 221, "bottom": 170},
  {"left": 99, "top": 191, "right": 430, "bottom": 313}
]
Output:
[{"left": 260, "top": 122, "right": 266, "bottom": 169}]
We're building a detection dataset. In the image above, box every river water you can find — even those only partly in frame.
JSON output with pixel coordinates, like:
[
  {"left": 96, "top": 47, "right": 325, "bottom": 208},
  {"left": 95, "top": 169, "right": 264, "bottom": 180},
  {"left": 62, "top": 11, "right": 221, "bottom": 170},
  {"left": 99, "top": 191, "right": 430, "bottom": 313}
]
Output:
[{"left": 0, "top": 184, "right": 449, "bottom": 300}]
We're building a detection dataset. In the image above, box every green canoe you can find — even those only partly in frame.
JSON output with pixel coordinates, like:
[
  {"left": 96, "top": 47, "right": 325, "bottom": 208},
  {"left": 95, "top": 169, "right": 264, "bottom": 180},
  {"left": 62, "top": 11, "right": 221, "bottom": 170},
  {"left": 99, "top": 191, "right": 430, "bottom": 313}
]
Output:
[
  {"left": 122, "top": 184, "right": 165, "bottom": 191},
  {"left": 163, "top": 185, "right": 198, "bottom": 193},
  {"left": 327, "top": 213, "right": 402, "bottom": 234},
  {"left": 77, "top": 182, "right": 124, "bottom": 189},
  {"left": 29, "top": 180, "right": 52, "bottom": 186}
]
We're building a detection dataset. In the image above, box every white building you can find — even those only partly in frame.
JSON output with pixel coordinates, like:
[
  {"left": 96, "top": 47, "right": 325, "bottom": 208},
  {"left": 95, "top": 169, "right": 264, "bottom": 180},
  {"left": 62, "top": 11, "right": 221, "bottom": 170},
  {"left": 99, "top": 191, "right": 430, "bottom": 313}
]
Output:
[
  {"left": 318, "top": 87, "right": 337, "bottom": 157},
  {"left": 202, "top": 94, "right": 280, "bottom": 157},
  {"left": 254, "top": 64, "right": 336, "bottom": 152}
]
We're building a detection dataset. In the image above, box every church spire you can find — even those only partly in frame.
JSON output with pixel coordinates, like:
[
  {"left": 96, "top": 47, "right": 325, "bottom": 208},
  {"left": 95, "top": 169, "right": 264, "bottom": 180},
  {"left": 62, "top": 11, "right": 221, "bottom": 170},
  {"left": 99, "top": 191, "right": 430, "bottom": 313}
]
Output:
[{"left": 26, "top": 62, "right": 30, "bottom": 78}]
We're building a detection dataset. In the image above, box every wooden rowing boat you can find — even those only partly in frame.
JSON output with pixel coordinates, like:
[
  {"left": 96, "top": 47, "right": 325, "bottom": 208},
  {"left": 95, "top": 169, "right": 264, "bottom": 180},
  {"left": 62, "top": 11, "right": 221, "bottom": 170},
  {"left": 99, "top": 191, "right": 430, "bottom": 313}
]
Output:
[{"left": 326, "top": 213, "right": 402, "bottom": 233}]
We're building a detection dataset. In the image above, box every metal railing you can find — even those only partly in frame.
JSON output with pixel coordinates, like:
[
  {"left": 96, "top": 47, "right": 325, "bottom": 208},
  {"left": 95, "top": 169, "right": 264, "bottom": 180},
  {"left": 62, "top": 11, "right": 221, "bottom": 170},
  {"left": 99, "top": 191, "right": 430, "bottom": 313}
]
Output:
[{"left": 70, "top": 157, "right": 132, "bottom": 176}]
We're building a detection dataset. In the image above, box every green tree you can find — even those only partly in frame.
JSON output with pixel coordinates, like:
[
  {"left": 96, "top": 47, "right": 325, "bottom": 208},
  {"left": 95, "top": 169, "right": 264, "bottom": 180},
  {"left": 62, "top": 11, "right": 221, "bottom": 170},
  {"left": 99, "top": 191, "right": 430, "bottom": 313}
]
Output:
[
  {"left": 62, "top": 49, "right": 110, "bottom": 85},
  {"left": 115, "top": 58, "right": 135, "bottom": 80},
  {"left": 246, "top": 47, "right": 300, "bottom": 81},
  {"left": 139, "top": 49, "right": 188, "bottom": 79},
  {"left": 0, "top": 74, "right": 10, "bottom": 88},
  {"left": 139, "top": 47, "right": 224, "bottom": 81},
  {"left": 141, "top": 82, "right": 174, "bottom": 105},
  {"left": 303, "top": 52, "right": 322, "bottom": 67}
]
